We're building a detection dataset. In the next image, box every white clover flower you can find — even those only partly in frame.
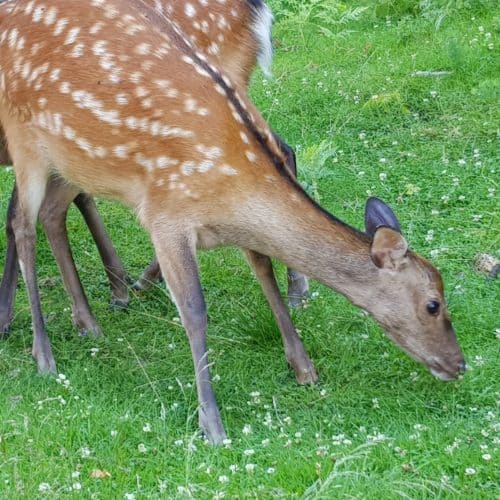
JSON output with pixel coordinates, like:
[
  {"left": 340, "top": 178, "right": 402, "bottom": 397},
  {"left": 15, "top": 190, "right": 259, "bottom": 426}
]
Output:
[
  {"left": 261, "top": 438, "right": 270, "bottom": 447},
  {"left": 244, "top": 449, "right": 255, "bottom": 456},
  {"left": 267, "top": 467, "right": 276, "bottom": 475},
  {"left": 111, "top": 430, "right": 118, "bottom": 438},
  {"left": 79, "top": 447, "right": 91, "bottom": 458},
  {"left": 143, "top": 423, "right": 151, "bottom": 433},
  {"left": 72, "top": 483, "right": 82, "bottom": 491},
  {"left": 245, "top": 463, "right": 256, "bottom": 473},
  {"left": 174, "top": 439, "right": 183, "bottom": 446},
  {"left": 379, "top": 172, "right": 387, "bottom": 181},
  {"left": 138, "top": 443, "right": 147, "bottom": 453},
  {"left": 222, "top": 438, "right": 232, "bottom": 448},
  {"left": 229, "top": 464, "right": 239, "bottom": 474},
  {"left": 465, "top": 467, "right": 476, "bottom": 476},
  {"left": 38, "top": 483, "right": 51, "bottom": 493},
  {"left": 482, "top": 453, "right": 491, "bottom": 461},
  {"left": 124, "top": 493, "right": 136, "bottom": 500},
  {"left": 218, "top": 475, "right": 229, "bottom": 483},
  {"left": 242, "top": 424, "right": 252, "bottom": 435}
]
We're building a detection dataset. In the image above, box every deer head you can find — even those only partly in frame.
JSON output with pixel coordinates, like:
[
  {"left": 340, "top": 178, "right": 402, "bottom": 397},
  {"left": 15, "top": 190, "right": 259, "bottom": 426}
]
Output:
[{"left": 363, "top": 197, "right": 465, "bottom": 380}]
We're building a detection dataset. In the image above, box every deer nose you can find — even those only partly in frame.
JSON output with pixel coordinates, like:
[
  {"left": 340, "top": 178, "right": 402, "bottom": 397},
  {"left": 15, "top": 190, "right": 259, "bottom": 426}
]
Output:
[{"left": 458, "top": 360, "right": 467, "bottom": 375}]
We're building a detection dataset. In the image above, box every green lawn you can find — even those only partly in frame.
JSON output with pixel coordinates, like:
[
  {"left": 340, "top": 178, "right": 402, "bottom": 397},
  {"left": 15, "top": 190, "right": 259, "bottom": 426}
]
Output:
[{"left": 0, "top": 1, "right": 498, "bottom": 498}]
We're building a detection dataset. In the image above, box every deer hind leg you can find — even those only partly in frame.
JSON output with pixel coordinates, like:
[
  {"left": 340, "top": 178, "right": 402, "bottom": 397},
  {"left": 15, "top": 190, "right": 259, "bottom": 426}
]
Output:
[
  {"left": 73, "top": 193, "right": 129, "bottom": 308},
  {"left": 11, "top": 165, "right": 55, "bottom": 373},
  {"left": 38, "top": 178, "right": 101, "bottom": 336},
  {"left": 151, "top": 227, "right": 226, "bottom": 444},
  {"left": 0, "top": 185, "right": 20, "bottom": 336},
  {"left": 244, "top": 250, "right": 318, "bottom": 385},
  {"left": 132, "top": 257, "right": 161, "bottom": 292}
]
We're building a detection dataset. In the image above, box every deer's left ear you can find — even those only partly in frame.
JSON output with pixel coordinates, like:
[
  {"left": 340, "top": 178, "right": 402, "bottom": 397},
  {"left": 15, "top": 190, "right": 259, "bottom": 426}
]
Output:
[
  {"left": 365, "top": 197, "right": 401, "bottom": 236},
  {"left": 370, "top": 227, "right": 408, "bottom": 270}
]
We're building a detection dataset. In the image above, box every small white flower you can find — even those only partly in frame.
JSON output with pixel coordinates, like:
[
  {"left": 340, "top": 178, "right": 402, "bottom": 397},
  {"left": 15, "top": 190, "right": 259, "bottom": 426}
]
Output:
[
  {"left": 261, "top": 438, "right": 270, "bottom": 447},
  {"left": 218, "top": 475, "right": 229, "bottom": 483},
  {"left": 111, "top": 430, "right": 118, "bottom": 438},
  {"left": 379, "top": 172, "right": 387, "bottom": 181},
  {"left": 245, "top": 463, "right": 256, "bottom": 473},
  {"left": 138, "top": 443, "right": 147, "bottom": 453},
  {"left": 124, "top": 494, "right": 136, "bottom": 500},
  {"left": 465, "top": 467, "right": 476, "bottom": 475},
  {"left": 229, "top": 464, "right": 239, "bottom": 474},
  {"left": 222, "top": 438, "right": 232, "bottom": 448},
  {"left": 72, "top": 483, "right": 82, "bottom": 491},
  {"left": 482, "top": 453, "right": 491, "bottom": 461},
  {"left": 143, "top": 423, "right": 151, "bottom": 433},
  {"left": 244, "top": 449, "right": 255, "bottom": 456},
  {"left": 79, "top": 447, "right": 91, "bottom": 458},
  {"left": 38, "top": 483, "right": 51, "bottom": 493},
  {"left": 71, "top": 471, "right": 80, "bottom": 479},
  {"left": 174, "top": 439, "right": 183, "bottom": 446},
  {"left": 267, "top": 467, "right": 276, "bottom": 475},
  {"left": 242, "top": 424, "right": 252, "bottom": 435}
]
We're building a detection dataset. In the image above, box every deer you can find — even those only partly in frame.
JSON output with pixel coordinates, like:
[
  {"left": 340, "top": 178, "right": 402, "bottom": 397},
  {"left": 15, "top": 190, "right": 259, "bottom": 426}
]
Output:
[
  {"left": 0, "top": 0, "right": 309, "bottom": 336},
  {"left": 0, "top": 0, "right": 466, "bottom": 444}
]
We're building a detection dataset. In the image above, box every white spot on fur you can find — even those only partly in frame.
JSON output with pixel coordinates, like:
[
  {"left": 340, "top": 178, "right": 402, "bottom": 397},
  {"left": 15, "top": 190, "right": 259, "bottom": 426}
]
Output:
[
  {"left": 220, "top": 165, "right": 238, "bottom": 176},
  {"left": 245, "top": 151, "right": 257, "bottom": 162}
]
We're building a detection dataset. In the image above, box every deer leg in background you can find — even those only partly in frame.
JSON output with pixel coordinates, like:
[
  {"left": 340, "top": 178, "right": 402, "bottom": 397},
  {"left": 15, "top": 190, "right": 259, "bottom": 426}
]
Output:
[
  {"left": 38, "top": 178, "right": 102, "bottom": 336},
  {"left": 272, "top": 133, "right": 310, "bottom": 307},
  {"left": 152, "top": 227, "right": 226, "bottom": 444},
  {"left": 73, "top": 193, "right": 130, "bottom": 308},
  {"left": 244, "top": 249, "right": 317, "bottom": 384},
  {"left": 132, "top": 257, "right": 161, "bottom": 292},
  {"left": 11, "top": 161, "right": 55, "bottom": 373},
  {"left": 0, "top": 185, "right": 20, "bottom": 336}
]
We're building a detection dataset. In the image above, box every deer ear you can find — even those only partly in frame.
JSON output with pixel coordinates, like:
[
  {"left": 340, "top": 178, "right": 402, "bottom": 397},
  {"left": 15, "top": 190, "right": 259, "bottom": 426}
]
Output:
[
  {"left": 365, "top": 197, "right": 401, "bottom": 236},
  {"left": 371, "top": 227, "right": 408, "bottom": 270}
]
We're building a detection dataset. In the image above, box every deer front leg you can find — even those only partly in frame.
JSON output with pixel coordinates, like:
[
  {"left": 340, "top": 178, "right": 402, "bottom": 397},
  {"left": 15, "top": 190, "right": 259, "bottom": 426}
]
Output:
[
  {"left": 152, "top": 229, "right": 226, "bottom": 444},
  {"left": 0, "top": 186, "right": 20, "bottom": 336},
  {"left": 12, "top": 171, "right": 56, "bottom": 374},
  {"left": 38, "top": 179, "right": 101, "bottom": 336},
  {"left": 73, "top": 193, "right": 129, "bottom": 308},
  {"left": 131, "top": 257, "right": 161, "bottom": 292},
  {"left": 244, "top": 250, "right": 317, "bottom": 384}
]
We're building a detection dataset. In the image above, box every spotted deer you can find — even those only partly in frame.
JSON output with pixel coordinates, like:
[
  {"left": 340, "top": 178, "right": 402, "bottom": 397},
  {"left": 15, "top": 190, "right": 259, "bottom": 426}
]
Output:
[
  {"left": 0, "top": 0, "right": 309, "bottom": 336},
  {"left": 0, "top": 0, "right": 465, "bottom": 443}
]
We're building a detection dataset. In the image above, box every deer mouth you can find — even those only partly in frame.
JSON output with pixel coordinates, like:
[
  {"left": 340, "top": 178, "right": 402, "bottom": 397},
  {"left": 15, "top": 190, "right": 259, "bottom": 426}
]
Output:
[{"left": 427, "top": 359, "right": 466, "bottom": 381}]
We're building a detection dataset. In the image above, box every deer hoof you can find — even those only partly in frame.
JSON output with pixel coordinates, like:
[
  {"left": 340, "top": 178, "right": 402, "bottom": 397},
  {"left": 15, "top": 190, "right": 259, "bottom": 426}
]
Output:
[
  {"left": 295, "top": 365, "right": 318, "bottom": 385},
  {"left": 109, "top": 297, "right": 129, "bottom": 310}
]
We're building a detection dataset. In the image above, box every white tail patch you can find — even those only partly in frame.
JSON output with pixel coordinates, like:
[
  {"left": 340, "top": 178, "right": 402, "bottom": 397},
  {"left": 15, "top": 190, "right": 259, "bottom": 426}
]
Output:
[{"left": 251, "top": 2, "right": 274, "bottom": 78}]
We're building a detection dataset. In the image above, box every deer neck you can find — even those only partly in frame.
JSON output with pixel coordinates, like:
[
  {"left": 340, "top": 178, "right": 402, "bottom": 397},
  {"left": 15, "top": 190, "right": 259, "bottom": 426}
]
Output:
[{"left": 227, "top": 180, "right": 381, "bottom": 310}]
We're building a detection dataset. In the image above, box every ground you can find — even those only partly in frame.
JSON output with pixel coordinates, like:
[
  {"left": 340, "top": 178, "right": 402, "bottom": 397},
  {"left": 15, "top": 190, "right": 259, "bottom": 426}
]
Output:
[{"left": 0, "top": 1, "right": 498, "bottom": 498}]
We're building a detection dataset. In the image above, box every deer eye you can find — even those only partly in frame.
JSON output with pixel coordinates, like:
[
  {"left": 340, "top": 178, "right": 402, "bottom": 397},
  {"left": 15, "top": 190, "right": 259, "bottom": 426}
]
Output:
[{"left": 426, "top": 301, "right": 440, "bottom": 315}]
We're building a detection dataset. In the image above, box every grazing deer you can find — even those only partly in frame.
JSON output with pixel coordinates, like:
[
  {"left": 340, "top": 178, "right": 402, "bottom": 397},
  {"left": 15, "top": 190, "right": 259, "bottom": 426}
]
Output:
[
  {"left": 0, "top": 0, "right": 465, "bottom": 443},
  {"left": 0, "top": 0, "right": 309, "bottom": 335}
]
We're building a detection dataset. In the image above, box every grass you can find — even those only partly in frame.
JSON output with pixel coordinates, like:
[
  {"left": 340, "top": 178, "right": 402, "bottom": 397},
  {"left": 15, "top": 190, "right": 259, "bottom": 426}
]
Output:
[{"left": 0, "top": 1, "right": 498, "bottom": 498}]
